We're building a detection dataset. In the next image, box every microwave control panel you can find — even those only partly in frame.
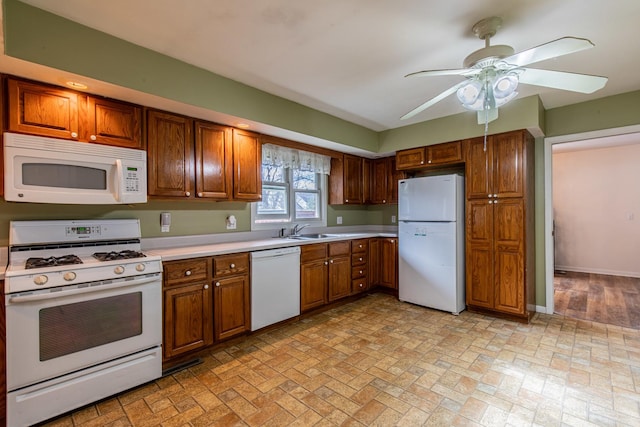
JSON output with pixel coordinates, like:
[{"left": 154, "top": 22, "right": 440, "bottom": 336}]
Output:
[{"left": 124, "top": 166, "right": 141, "bottom": 193}]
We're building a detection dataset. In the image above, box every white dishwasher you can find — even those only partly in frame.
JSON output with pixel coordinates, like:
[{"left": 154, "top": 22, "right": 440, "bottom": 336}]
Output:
[{"left": 250, "top": 246, "right": 301, "bottom": 331}]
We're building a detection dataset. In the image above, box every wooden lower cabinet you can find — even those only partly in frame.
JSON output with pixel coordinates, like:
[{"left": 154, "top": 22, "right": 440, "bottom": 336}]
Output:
[
  {"left": 351, "top": 239, "right": 369, "bottom": 293},
  {"left": 212, "top": 253, "right": 250, "bottom": 340},
  {"left": 162, "top": 257, "right": 213, "bottom": 359},
  {"left": 300, "top": 242, "right": 351, "bottom": 311},
  {"left": 368, "top": 237, "right": 398, "bottom": 290},
  {"left": 162, "top": 253, "right": 249, "bottom": 361}
]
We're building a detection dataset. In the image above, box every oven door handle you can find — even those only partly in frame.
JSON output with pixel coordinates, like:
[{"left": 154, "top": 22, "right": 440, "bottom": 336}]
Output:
[{"left": 7, "top": 275, "right": 160, "bottom": 304}]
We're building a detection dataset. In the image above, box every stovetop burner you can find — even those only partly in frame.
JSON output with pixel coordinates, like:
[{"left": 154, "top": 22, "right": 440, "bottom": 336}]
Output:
[
  {"left": 92, "top": 250, "right": 146, "bottom": 262},
  {"left": 25, "top": 255, "right": 83, "bottom": 270}
]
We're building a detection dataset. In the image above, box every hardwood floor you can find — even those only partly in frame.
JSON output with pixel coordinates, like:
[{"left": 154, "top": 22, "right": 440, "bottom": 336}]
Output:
[{"left": 554, "top": 271, "right": 640, "bottom": 329}]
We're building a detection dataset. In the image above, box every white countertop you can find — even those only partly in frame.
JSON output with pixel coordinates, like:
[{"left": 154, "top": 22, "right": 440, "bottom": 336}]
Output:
[{"left": 147, "top": 232, "right": 397, "bottom": 261}]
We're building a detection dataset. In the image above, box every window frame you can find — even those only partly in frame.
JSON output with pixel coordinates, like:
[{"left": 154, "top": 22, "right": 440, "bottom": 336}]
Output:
[{"left": 251, "top": 166, "right": 327, "bottom": 231}]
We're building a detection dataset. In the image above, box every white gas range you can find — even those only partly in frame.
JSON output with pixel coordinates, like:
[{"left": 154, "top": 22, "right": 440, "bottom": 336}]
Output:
[{"left": 5, "top": 219, "right": 163, "bottom": 427}]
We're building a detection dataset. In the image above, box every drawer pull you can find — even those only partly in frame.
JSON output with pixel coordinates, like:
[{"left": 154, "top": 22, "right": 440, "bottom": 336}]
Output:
[
  {"left": 204, "top": 284, "right": 209, "bottom": 290},
  {"left": 185, "top": 270, "right": 192, "bottom": 276},
  {"left": 230, "top": 263, "right": 236, "bottom": 269},
  {"left": 215, "top": 282, "right": 221, "bottom": 287}
]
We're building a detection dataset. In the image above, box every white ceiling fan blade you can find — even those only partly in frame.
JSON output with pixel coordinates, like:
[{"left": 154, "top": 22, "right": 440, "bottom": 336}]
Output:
[
  {"left": 405, "top": 68, "right": 480, "bottom": 78},
  {"left": 502, "top": 37, "right": 594, "bottom": 67},
  {"left": 401, "top": 81, "right": 468, "bottom": 120},
  {"left": 518, "top": 68, "right": 608, "bottom": 93}
]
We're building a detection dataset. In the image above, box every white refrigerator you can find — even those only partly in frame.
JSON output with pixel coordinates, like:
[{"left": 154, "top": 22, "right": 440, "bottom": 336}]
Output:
[{"left": 398, "top": 174, "right": 465, "bottom": 314}]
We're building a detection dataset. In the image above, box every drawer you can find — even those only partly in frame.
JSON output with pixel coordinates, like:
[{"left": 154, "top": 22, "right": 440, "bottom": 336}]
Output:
[
  {"left": 301, "top": 243, "right": 327, "bottom": 262},
  {"left": 351, "top": 252, "right": 366, "bottom": 266},
  {"left": 329, "top": 241, "right": 350, "bottom": 257},
  {"left": 164, "top": 258, "right": 209, "bottom": 286},
  {"left": 213, "top": 252, "right": 249, "bottom": 277},
  {"left": 352, "top": 278, "right": 368, "bottom": 293},
  {"left": 352, "top": 265, "right": 367, "bottom": 279},
  {"left": 351, "top": 239, "right": 368, "bottom": 253}
]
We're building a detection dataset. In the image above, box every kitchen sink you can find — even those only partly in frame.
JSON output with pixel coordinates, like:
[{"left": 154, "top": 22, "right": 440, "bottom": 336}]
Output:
[{"left": 288, "top": 233, "right": 332, "bottom": 240}]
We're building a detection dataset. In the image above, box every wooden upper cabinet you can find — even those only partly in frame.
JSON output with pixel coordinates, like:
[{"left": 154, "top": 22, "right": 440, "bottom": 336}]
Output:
[
  {"left": 7, "top": 78, "right": 143, "bottom": 148},
  {"left": 195, "top": 121, "right": 233, "bottom": 200},
  {"left": 362, "top": 158, "right": 371, "bottom": 204},
  {"left": 232, "top": 129, "right": 262, "bottom": 201},
  {"left": 343, "top": 154, "right": 363, "bottom": 204},
  {"left": 388, "top": 157, "right": 404, "bottom": 204},
  {"left": 465, "top": 131, "right": 530, "bottom": 199},
  {"left": 396, "top": 141, "right": 462, "bottom": 170},
  {"left": 147, "top": 110, "right": 194, "bottom": 198},
  {"left": 85, "top": 97, "right": 143, "bottom": 149},
  {"left": 8, "top": 79, "right": 80, "bottom": 140},
  {"left": 426, "top": 141, "right": 462, "bottom": 165},
  {"left": 465, "top": 137, "right": 493, "bottom": 199},
  {"left": 370, "top": 158, "right": 389, "bottom": 204},
  {"left": 329, "top": 154, "right": 364, "bottom": 205},
  {"left": 396, "top": 147, "right": 426, "bottom": 170}
]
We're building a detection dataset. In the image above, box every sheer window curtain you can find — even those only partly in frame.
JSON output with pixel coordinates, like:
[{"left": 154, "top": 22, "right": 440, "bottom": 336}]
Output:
[{"left": 262, "top": 144, "right": 331, "bottom": 174}]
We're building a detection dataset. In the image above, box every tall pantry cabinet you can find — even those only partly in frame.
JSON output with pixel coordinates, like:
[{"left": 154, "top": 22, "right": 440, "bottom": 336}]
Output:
[{"left": 464, "top": 130, "right": 535, "bottom": 321}]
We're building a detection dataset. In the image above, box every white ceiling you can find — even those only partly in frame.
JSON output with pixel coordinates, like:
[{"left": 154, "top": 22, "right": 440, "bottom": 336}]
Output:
[{"left": 9, "top": 0, "right": 640, "bottom": 132}]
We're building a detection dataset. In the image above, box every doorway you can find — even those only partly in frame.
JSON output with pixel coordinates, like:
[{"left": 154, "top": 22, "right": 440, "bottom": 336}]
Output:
[{"left": 544, "top": 125, "right": 640, "bottom": 327}]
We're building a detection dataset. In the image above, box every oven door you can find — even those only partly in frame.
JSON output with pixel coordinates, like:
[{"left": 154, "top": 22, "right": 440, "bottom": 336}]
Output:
[{"left": 5, "top": 273, "right": 162, "bottom": 391}]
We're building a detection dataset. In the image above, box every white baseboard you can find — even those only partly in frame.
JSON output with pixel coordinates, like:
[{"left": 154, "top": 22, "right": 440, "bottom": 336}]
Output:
[
  {"left": 554, "top": 265, "right": 640, "bottom": 278},
  {"left": 535, "top": 305, "right": 553, "bottom": 314}
]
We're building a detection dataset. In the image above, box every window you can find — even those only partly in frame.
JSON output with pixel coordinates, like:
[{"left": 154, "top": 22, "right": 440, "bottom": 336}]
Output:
[{"left": 251, "top": 144, "right": 330, "bottom": 230}]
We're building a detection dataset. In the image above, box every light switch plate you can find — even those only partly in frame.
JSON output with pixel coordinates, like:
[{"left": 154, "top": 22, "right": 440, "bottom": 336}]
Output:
[{"left": 337, "top": 216, "right": 343, "bottom": 225}]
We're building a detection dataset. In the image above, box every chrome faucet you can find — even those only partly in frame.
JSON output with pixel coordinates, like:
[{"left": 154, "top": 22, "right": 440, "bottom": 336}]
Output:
[{"left": 291, "top": 223, "right": 309, "bottom": 236}]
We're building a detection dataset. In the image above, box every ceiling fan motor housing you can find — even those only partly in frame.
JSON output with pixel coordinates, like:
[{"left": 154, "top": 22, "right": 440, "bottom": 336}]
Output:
[{"left": 463, "top": 45, "right": 515, "bottom": 68}]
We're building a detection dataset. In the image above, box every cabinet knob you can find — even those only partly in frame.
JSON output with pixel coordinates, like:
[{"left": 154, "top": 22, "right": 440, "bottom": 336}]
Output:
[
  {"left": 197, "top": 192, "right": 203, "bottom": 197},
  {"left": 493, "top": 194, "right": 497, "bottom": 197},
  {"left": 330, "top": 259, "right": 334, "bottom": 264},
  {"left": 204, "top": 284, "right": 209, "bottom": 290},
  {"left": 391, "top": 240, "right": 395, "bottom": 243},
  {"left": 345, "top": 199, "right": 349, "bottom": 203},
  {"left": 230, "top": 263, "right": 236, "bottom": 269},
  {"left": 359, "top": 283, "right": 363, "bottom": 288},
  {"left": 383, "top": 200, "right": 386, "bottom": 203},
  {"left": 359, "top": 244, "right": 363, "bottom": 248},
  {"left": 71, "top": 132, "right": 78, "bottom": 138},
  {"left": 90, "top": 135, "right": 97, "bottom": 141},
  {"left": 185, "top": 270, "right": 192, "bottom": 276},
  {"left": 216, "top": 282, "right": 221, "bottom": 287},
  {"left": 324, "top": 261, "right": 328, "bottom": 265},
  {"left": 420, "top": 160, "right": 424, "bottom": 164},
  {"left": 428, "top": 160, "right": 432, "bottom": 164},
  {"left": 359, "top": 270, "right": 363, "bottom": 274},
  {"left": 185, "top": 191, "right": 191, "bottom": 197}
]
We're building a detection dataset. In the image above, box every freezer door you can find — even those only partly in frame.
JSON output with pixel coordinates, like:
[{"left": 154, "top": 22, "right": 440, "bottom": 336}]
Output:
[
  {"left": 398, "top": 221, "right": 464, "bottom": 314},
  {"left": 398, "top": 175, "right": 460, "bottom": 221}
]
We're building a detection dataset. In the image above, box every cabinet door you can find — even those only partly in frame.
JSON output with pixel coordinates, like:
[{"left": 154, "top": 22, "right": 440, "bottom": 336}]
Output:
[
  {"left": 163, "top": 282, "right": 213, "bottom": 359},
  {"left": 232, "top": 129, "right": 262, "bottom": 201},
  {"left": 85, "top": 97, "right": 142, "bottom": 149},
  {"left": 379, "top": 238, "right": 397, "bottom": 289},
  {"left": 147, "top": 110, "right": 194, "bottom": 197},
  {"left": 370, "top": 158, "right": 389, "bottom": 204},
  {"left": 465, "top": 137, "right": 493, "bottom": 199},
  {"left": 8, "top": 79, "right": 80, "bottom": 140},
  {"left": 195, "top": 121, "right": 233, "bottom": 199},
  {"left": 328, "top": 256, "right": 351, "bottom": 301},
  {"left": 387, "top": 157, "right": 404, "bottom": 204},
  {"left": 343, "top": 154, "right": 363, "bottom": 204},
  {"left": 396, "top": 147, "right": 426, "bottom": 170},
  {"left": 427, "top": 141, "right": 462, "bottom": 165},
  {"left": 493, "top": 132, "right": 526, "bottom": 198},
  {"left": 0, "top": 280, "right": 5, "bottom": 426},
  {"left": 214, "top": 275, "right": 249, "bottom": 341},
  {"left": 362, "top": 158, "right": 371, "bottom": 204},
  {"left": 301, "top": 260, "right": 328, "bottom": 311},
  {"left": 493, "top": 199, "right": 525, "bottom": 314},
  {"left": 368, "top": 238, "right": 380, "bottom": 286},
  {"left": 465, "top": 200, "right": 494, "bottom": 309}
]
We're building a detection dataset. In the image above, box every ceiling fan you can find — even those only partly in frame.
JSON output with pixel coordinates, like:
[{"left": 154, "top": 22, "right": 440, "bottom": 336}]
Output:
[{"left": 401, "top": 16, "right": 608, "bottom": 124}]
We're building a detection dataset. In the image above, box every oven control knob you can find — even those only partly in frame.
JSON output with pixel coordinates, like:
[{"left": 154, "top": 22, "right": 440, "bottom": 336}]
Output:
[
  {"left": 34, "top": 275, "right": 48, "bottom": 286},
  {"left": 114, "top": 265, "right": 125, "bottom": 275},
  {"left": 135, "top": 264, "right": 146, "bottom": 272},
  {"left": 63, "top": 272, "right": 77, "bottom": 281}
]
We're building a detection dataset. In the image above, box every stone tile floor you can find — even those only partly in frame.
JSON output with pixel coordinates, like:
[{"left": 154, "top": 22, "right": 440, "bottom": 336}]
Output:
[{"left": 41, "top": 293, "right": 640, "bottom": 426}]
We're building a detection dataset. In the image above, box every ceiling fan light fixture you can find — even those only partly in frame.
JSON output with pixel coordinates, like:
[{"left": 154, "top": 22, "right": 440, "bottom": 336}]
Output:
[
  {"left": 456, "top": 80, "right": 484, "bottom": 107},
  {"left": 493, "top": 74, "right": 519, "bottom": 99}
]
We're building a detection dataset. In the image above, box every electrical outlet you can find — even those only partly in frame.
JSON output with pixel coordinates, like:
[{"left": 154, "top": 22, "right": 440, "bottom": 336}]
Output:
[
  {"left": 391, "top": 215, "right": 396, "bottom": 224},
  {"left": 337, "top": 216, "right": 343, "bottom": 225}
]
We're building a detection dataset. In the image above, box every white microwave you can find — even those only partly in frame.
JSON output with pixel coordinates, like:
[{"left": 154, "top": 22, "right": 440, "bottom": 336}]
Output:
[{"left": 3, "top": 132, "right": 147, "bottom": 204}]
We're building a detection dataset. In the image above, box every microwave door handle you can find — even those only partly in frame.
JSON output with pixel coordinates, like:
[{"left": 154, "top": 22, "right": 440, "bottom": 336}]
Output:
[{"left": 114, "top": 159, "right": 124, "bottom": 202}]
